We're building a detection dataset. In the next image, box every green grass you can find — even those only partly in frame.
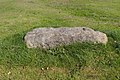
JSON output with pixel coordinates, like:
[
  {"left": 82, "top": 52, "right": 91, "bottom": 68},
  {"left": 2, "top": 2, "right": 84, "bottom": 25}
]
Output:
[{"left": 0, "top": 0, "right": 120, "bottom": 80}]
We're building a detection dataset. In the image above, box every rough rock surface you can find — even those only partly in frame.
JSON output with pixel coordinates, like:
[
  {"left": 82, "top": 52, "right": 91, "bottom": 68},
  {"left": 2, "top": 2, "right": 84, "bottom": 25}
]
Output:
[{"left": 24, "top": 27, "right": 108, "bottom": 48}]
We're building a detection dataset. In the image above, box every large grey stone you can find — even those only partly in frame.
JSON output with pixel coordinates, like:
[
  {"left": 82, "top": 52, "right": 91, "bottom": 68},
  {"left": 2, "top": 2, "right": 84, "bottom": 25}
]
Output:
[{"left": 24, "top": 27, "right": 108, "bottom": 48}]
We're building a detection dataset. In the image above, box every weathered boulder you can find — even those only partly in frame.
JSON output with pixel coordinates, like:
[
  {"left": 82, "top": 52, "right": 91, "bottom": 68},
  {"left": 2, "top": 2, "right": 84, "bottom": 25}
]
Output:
[{"left": 24, "top": 27, "right": 108, "bottom": 48}]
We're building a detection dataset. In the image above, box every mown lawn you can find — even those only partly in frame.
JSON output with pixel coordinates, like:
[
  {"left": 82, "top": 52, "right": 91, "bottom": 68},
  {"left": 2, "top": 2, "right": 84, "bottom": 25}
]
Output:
[{"left": 0, "top": 0, "right": 120, "bottom": 80}]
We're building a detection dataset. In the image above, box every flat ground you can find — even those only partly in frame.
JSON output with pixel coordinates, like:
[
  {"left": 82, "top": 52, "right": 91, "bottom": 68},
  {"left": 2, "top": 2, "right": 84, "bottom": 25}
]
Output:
[{"left": 0, "top": 0, "right": 120, "bottom": 80}]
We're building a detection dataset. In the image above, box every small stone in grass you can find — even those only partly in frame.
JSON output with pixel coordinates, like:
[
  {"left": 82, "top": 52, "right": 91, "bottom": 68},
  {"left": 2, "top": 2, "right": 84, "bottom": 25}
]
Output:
[{"left": 25, "top": 27, "right": 108, "bottom": 48}]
